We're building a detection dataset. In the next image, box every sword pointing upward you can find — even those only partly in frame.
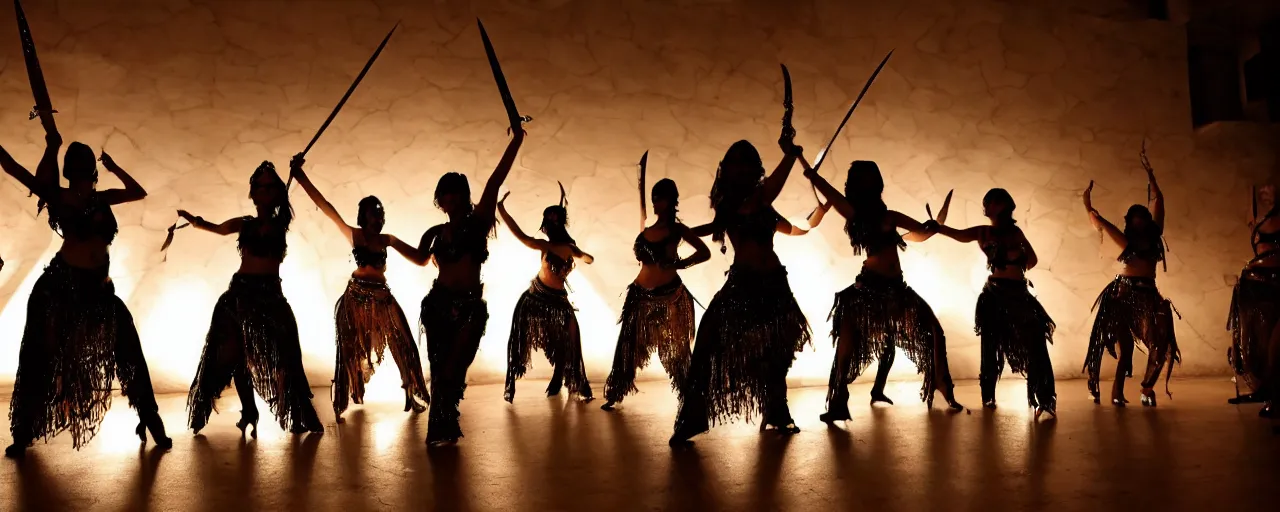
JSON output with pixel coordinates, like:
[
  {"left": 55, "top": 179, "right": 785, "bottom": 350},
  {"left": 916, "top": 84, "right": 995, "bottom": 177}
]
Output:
[
  {"left": 638, "top": 150, "right": 649, "bottom": 226},
  {"left": 478, "top": 18, "right": 531, "bottom": 134},
  {"left": 812, "top": 50, "right": 893, "bottom": 175},
  {"left": 288, "top": 22, "right": 399, "bottom": 187},
  {"left": 780, "top": 63, "right": 795, "bottom": 143},
  {"left": 14, "top": 0, "right": 56, "bottom": 129}
]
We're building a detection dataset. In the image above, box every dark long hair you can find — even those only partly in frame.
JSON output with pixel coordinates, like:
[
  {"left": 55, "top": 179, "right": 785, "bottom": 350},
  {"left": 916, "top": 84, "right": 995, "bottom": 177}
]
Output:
[
  {"left": 357, "top": 195, "right": 383, "bottom": 230},
  {"left": 39, "top": 142, "right": 98, "bottom": 225},
  {"left": 251, "top": 161, "right": 293, "bottom": 231},
  {"left": 709, "top": 140, "right": 765, "bottom": 252},
  {"left": 1119, "top": 204, "right": 1164, "bottom": 262},
  {"left": 983, "top": 188, "right": 1017, "bottom": 227},
  {"left": 652, "top": 178, "right": 680, "bottom": 223},
  {"left": 844, "top": 160, "right": 895, "bottom": 255},
  {"left": 434, "top": 172, "right": 474, "bottom": 216},
  {"left": 540, "top": 204, "right": 575, "bottom": 245}
]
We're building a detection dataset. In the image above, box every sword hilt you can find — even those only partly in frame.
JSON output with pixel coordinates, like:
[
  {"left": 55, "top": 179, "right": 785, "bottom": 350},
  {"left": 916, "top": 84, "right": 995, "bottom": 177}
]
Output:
[
  {"left": 28, "top": 107, "right": 57, "bottom": 121},
  {"left": 507, "top": 115, "right": 533, "bottom": 136}
]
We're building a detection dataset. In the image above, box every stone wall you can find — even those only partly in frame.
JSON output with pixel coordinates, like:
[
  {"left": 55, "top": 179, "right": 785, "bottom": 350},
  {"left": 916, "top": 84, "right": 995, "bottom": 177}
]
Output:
[{"left": 0, "top": 0, "right": 1275, "bottom": 393}]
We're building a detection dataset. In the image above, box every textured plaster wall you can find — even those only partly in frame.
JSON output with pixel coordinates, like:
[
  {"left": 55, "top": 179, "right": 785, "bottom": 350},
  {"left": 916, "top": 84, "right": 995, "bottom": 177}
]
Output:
[{"left": 0, "top": 0, "right": 1275, "bottom": 394}]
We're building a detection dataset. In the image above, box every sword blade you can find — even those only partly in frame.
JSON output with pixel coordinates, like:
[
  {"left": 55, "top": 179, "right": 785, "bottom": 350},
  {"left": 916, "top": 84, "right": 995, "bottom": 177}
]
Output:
[
  {"left": 781, "top": 64, "right": 794, "bottom": 139},
  {"left": 478, "top": 18, "right": 523, "bottom": 131},
  {"left": 300, "top": 22, "right": 398, "bottom": 158},
  {"left": 937, "top": 189, "right": 954, "bottom": 225},
  {"left": 14, "top": 0, "right": 55, "bottom": 127},
  {"left": 639, "top": 150, "right": 648, "bottom": 218},
  {"left": 813, "top": 50, "right": 893, "bottom": 174}
]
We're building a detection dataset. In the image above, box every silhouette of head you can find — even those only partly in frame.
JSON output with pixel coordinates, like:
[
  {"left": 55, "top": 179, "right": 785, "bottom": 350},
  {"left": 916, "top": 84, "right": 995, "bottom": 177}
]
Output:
[
  {"left": 63, "top": 142, "right": 97, "bottom": 185},
  {"left": 435, "top": 172, "right": 473, "bottom": 215},
  {"left": 357, "top": 196, "right": 385, "bottom": 234}
]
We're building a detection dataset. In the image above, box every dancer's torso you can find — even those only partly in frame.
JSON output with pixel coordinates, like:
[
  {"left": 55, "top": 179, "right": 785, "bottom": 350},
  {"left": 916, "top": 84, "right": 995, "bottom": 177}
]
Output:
[
  {"left": 237, "top": 216, "right": 285, "bottom": 275},
  {"left": 633, "top": 223, "right": 681, "bottom": 289},
  {"left": 50, "top": 189, "right": 116, "bottom": 269}
]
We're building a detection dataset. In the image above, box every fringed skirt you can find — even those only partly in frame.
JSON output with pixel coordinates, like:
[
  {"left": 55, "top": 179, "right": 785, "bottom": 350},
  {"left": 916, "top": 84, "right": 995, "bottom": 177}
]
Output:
[
  {"left": 504, "top": 279, "right": 592, "bottom": 401},
  {"left": 673, "top": 265, "right": 810, "bottom": 435},
  {"left": 332, "top": 277, "right": 429, "bottom": 416},
  {"left": 1083, "top": 275, "right": 1181, "bottom": 395},
  {"left": 826, "top": 270, "right": 949, "bottom": 407},
  {"left": 1227, "top": 267, "right": 1280, "bottom": 397},
  {"left": 604, "top": 278, "right": 697, "bottom": 403},
  {"left": 975, "top": 277, "right": 1056, "bottom": 409},
  {"left": 187, "top": 274, "right": 321, "bottom": 433},
  {"left": 9, "top": 255, "right": 159, "bottom": 450},
  {"left": 421, "top": 281, "right": 488, "bottom": 443}
]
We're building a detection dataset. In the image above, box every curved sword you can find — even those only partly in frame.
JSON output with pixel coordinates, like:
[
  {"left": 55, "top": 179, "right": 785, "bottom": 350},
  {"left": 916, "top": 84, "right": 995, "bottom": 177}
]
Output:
[
  {"left": 14, "top": 0, "right": 56, "bottom": 127},
  {"left": 936, "top": 189, "right": 954, "bottom": 225},
  {"left": 812, "top": 50, "right": 893, "bottom": 175},
  {"left": 286, "top": 22, "right": 398, "bottom": 187},
  {"left": 781, "top": 64, "right": 795, "bottom": 142},
  {"left": 638, "top": 150, "right": 649, "bottom": 222},
  {"left": 478, "top": 18, "right": 531, "bottom": 133}
]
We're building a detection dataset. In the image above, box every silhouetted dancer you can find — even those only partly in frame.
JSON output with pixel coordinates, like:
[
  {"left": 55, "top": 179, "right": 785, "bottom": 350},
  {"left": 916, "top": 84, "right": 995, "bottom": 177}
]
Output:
[
  {"left": 1081, "top": 144, "right": 1180, "bottom": 408},
  {"left": 601, "top": 153, "right": 712, "bottom": 411},
  {"left": 668, "top": 136, "right": 828, "bottom": 444},
  {"left": 924, "top": 189, "right": 1057, "bottom": 419},
  {"left": 290, "top": 154, "right": 429, "bottom": 422},
  {"left": 1, "top": 139, "right": 172, "bottom": 457},
  {"left": 417, "top": 18, "right": 528, "bottom": 447},
  {"left": 806, "top": 160, "right": 964, "bottom": 423},
  {"left": 500, "top": 186, "right": 597, "bottom": 403},
  {"left": 1227, "top": 184, "right": 1279, "bottom": 412},
  {"left": 3, "top": 0, "right": 169, "bottom": 458},
  {"left": 180, "top": 161, "right": 324, "bottom": 437}
]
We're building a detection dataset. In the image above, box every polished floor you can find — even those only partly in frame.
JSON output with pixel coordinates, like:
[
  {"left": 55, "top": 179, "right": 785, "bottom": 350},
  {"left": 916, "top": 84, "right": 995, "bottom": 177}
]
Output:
[{"left": 1, "top": 378, "right": 1277, "bottom": 511}]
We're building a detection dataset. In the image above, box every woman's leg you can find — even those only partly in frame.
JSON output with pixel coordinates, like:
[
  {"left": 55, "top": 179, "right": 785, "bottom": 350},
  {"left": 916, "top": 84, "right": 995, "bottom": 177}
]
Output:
[
  {"left": 979, "top": 332, "right": 1004, "bottom": 408},
  {"left": 821, "top": 317, "right": 858, "bottom": 421}
]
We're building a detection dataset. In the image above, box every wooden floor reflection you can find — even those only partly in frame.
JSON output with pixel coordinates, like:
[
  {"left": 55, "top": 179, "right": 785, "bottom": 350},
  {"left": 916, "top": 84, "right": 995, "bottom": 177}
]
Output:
[{"left": 2, "top": 378, "right": 1278, "bottom": 511}]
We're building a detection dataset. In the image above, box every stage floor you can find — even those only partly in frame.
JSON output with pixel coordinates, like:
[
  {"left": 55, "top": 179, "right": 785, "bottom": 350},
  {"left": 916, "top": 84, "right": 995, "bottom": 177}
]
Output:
[{"left": 1, "top": 378, "right": 1277, "bottom": 511}]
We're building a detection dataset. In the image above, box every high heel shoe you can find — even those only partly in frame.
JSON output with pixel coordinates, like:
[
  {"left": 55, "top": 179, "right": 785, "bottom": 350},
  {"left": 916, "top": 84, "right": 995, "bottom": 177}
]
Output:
[
  {"left": 236, "top": 412, "right": 259, "bottom": 439},
  {"left": 946, "top": 399, "right": 964, "bottom": 412},
  {"left": 1228, "top": 392, "right": 1264, "bottom": 405},
  {"left": 1111, "top": 397, "right": 1128, "bottom": 407},
  {"left": 405, "top": 396, "right": 426, "bottom": 414},
  {"left": 982, "top": 399, "right": 997, "bottom": 410},
  {"left": 1140, "top": 389, "right": 1157, "bottom": 407},
  {"left": 136, "top": 423, "right": 148, "bottom": 444},
  {"left": 870, "top": 392, "right": 894, "bottom": 405},
  {"left": 1088, "top": 381, "right": 1100, "bottom": 404},
  {"left": 1034, "top": 405, "right": 1057, "bottom": 421},
  {"left": 767, "top": 422, "right": 801, "bottom": 435},
  {"left": 4, "top": 444, "right": 25, "bottom": 459},
  {"left": 148, "top": 420, "right": 173, "bottom": 450},
  {"left": 600, "top": 400, "right": 617, "bottom": 411},
  {"left": 1259, "top": 404, "right": 1274, "bottom": 418}
]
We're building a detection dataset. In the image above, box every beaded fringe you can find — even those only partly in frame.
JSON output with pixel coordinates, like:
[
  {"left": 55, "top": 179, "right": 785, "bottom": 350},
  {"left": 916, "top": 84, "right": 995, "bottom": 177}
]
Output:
[
  {"left": 826, "top": 270, "right": 947, "bottom": 408},
  {"left": 1083, "top": 275, "right": 1181, "bottom": 397},
  {"left": 9, "top": 256, "right": 159, "bottom": 450},
  {"left": 187, "top": 274, "right": 321, "bottom": 433},
  {"left": 504, "top": 279, "right": 592, "bottom": 401},
  {"left": 673, "top": 266, "right": 810, "bottom": 435},
  {"left": 975, "top": 278, "right": 1057, "bottom": 410},
  {"left": 603, "top": 278, "right": 696, "bottom": 403},
  {"left": 420, "top": 282, "right": 488, "bottom": 443},
  {"left": 332, "top": 278, "right": 429, "bottom": 417},
  {"left": 1227, "top": 267, "right": 1280, "bottom": 396}
]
